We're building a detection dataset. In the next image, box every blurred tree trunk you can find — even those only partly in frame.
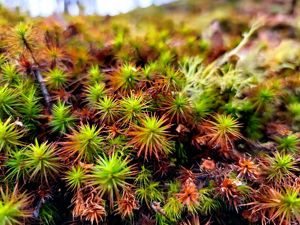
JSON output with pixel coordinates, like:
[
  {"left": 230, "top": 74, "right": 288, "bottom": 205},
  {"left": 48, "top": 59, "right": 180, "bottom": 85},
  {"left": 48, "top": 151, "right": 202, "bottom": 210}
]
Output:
[
  {"left": 289, "top": 0, "right": 297, "bottom": 15},
  {"left": 63, "top": 0, "right": 71, "bottom": 14}
]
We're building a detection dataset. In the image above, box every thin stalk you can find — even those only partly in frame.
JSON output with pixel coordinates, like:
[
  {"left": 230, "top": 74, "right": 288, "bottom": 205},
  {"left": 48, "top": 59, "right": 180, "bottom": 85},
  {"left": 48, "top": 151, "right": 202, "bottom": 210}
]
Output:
[{"left": 32, "top": 67, "right": 52, "bottom": 111}]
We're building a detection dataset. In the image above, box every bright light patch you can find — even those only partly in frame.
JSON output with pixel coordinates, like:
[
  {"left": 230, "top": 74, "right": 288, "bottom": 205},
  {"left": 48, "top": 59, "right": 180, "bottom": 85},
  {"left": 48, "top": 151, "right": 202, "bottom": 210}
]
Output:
[{"left": 0, "top": 0, "right": 175, "bottom": 16}]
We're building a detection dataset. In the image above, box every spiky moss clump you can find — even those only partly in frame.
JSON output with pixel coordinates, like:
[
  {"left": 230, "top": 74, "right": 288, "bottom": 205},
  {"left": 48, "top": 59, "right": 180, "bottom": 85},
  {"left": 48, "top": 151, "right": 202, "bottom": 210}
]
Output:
[
  {"left": 276, "top": 134, "right": 299, "bottom": 154},
  {"left": 249, "top": 185, "right": 300, "bottom": 225},
  {"left": 45, "top": 68, "right": 68, "bottom": 90},
  {"left": 201, "top": 114, "right": 242, "bottom": 156},
  {"left": 24, "top": 139, "right": 61, "bottom": 183},
  {"left": 0, "top": 85, "right": 19, "bottom": 119},
  {"left": 6, "top": 22, "right": 39, "bottom": 55},
  {"left": 61, "top": 124, "right": 103, "bottom": 162},
  {"left": 87, "top": 65, "right": 105, "bottom": 84},
  {"left": 162, "top": 181, "right": 182, "bottom": 220},
  {"left": 135, "top": 166, "right": 164, "bottom": 208},
  {"left": 192, "top": 96, "right": 213, "bottom": 122},
  {"left": 136, "top": 182, "right": 163, "bottom": 208},
  {"left": 90, "top": 153, "right": 136, "bottom": 205},
  {"left": 163, "top": 196, "right": 183, "bottom": 220},
  {"left": 288, "top": 102, "right": 300, "bottom": 122},
  {"left": 119, "top": 93, "right": 148, "bottom": 124},
  {"left": 0, "top": 117, "right": 24, "bottom": 152},
  {"left": 142, "top": 62, "right": 159, "bottom": 81},
  {"left": 49, "top": 101, "right": 76, "bottom": 134},
  {"left": 115, "top": 190, "right": 139, "bottom": 219},
  {"left": 135, "top": 165, "right": 151, "bottom": 186},
  {"left": 261, "top": 152, "right": 299, "bottom": 183},
  {"left": 5, "top": 149, "right": 27, "bottom": 181},
  {"left": 163, "top": 92, "right": 191, "bottom": 123},
  {"left": 38, "top": 203, "right": 59, "bottom": 225},
  {"left": 128, "top": 115, "right": 173, "bottom": 160},
  {"left": 65, "top": 165, "right": 87, "bottom": 191},
  {"left": 18, "top": 86, "right": 42, "bottom": 130},
  {"left": 208, "top": 114, "right": 241, "bottom": 139},
  {"left": 96, "top": 96, "right": 120, "bottom": 123},
  {"left": 198, "top": 187, "right": 221, "bottom": 215},
  {"left": 85, "top": 82, "right": 106, "bottom": 108},
  {"left": 251, "top": 84, "right": 280, "bottom": 118},
  {"left": 162, "top": 67, "right": 184, "bottom": 91},
  {"left": 109, "top": 63, "right": 139, "bottom": 92},
  {"left": 0, "top": 187, "right": 31, "bottom": 225},
  {"left": 0, "top": 63, "right": 21, "bottom": 84}
]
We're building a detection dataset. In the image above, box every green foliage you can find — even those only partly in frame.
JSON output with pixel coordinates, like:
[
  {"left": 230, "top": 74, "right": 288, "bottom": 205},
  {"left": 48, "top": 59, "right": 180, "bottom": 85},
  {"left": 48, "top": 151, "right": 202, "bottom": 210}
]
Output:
[
  {"left": 111, "top": 63, "right": 139, "bottom": 92},
  {"left": 62, "top": 124, "right": 103, "bottom": 162},
  {"left": 96, "top": 96, "right": 119, "bottom": 123},
  {"left": 165, "top": 92, "right": 191, "bottom": 122},
  {"left": 158, "top": 51, "right": 174, "bottom": 67},
  {"left": 288, "top": 102, "right": 300, "bottom": 121},
  {"left": 0, "top": 117, "right": 23, "bottom": 152},
  {"left": 5, "top": 150, "right": 27, "bottom": 181},
  {"left": 142, "top": 62, "right": 159, "bottom": 81},
  {"left": 250, "top": 186, "right": 300, "bottom": 225},
  {"left": 136, "top": 182, "right": 163, "bottom": 207},
  {"left": 135, "top": 165, "right": 151, "bottom": 186},
  {"left": 129, "top": 115, "right": 172, "bottom": 159},
  {"left": 87, "top": 65, "right": 104, "bottom": 84},
  {"left": 45, "top": 68, "right": 68, "bottom": 90},
  {"left": 252, "top": 86, "right": 277, "bottom": 115},
  {"left": 264, "top": 152, "right": 299, "bottom": 183},
  {"left": 167, "top": 181, "right": 180, "bottom": 196},
  {"left": 0, "top": 2, "right": 299, "bottom": 225},
  {"left": 0, "top": 85, "right": 19, "bottom": 119},
  {"left": 0, "top": 188, "right": 30, "bottom": 225},
  {"left": 217, "top": 66, "right": 258, "bottom": 97},
  {"left": 1, "top": 63, "right": 21, "bottom": 84},
  {"left": 120, "top": 93, "right": 148, "bottom": 124},
  {"left": 198, "top": 188, "right": 220, "bottom": 215},
  {"left": 135, "top": 166, "right": 163, "bottom": 208},
  {"left": 192, "top": 94, "right": 213, "bottom": 121},
  {"left": 90, "top": 153, "right": 135, "bottom": 204},
  {"left": 276, "top": 134, "right": 299, "bottom": 154},
  {"left": 85, "top": 82, "right": 106, "bottom": 108},
  {"left": 0, "top": 55, "right": 7, "bottom": 66},
  {"left": 38, "top": 203, "right": 58, "bottom": 225},
  {"left": 18, "top": 86, "right": 42, "bottom": 130},
  {"left": 180, "top": 56, "right": 215, "bottom": 100},
  {"left": 24, "top": 139, "right": 61, "bottom": 183},
  {"left": 49, "top": 101, "right": 76, "bottom": 133},
  {"left": 163, "top": 67, "right": 184, "bottom": 91},
  {"left": 244, "top": 114, "right": 263, "bottom": 140},
  {"left": 65, "top": 165, "right": 87, "bottom": 191},
  {"left": 163, "top": 196, "right": 183, "bottom": 220}
]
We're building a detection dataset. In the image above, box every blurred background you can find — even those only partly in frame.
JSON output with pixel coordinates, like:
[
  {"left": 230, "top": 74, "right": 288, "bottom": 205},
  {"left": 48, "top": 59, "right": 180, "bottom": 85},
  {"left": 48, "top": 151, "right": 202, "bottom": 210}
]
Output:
[{"left": 0, "top": 0, "right": 176, "bottom": 16}]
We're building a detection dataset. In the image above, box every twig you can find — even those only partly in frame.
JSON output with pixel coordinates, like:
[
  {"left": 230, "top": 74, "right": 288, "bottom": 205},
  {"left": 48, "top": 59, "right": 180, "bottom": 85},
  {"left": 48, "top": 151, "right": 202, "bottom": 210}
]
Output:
[
  {"left": 151, "top": 201, "right": 173, "bottom": 222},
  {"left": 33, "top": 199, "right": 43, "bottom": 218},
  {"left": 32, "top": 67, "right": 52, "bottom": 111},
  {"left": 214, "top": 19, "right": 264, "bottom": 68},
  {"left": 242, "top": 137, "right": 276, "bottom": 152},
  {"left": 101, "top": 67, "right": 116, "bottom": 72},
  {"left": 21, "top": 32, "right": 51, "bottom": 112},
  {"left": 201, "top": 19, "right": 264, "bottom": 78}
]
